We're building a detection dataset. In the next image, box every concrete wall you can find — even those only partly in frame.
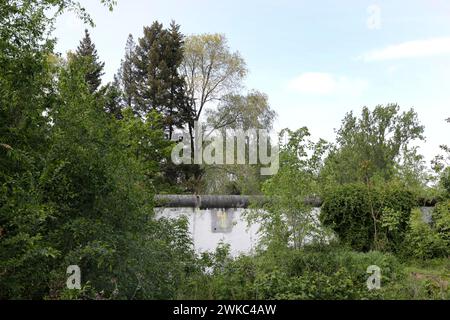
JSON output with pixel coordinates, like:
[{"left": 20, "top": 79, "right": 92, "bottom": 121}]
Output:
[
  {"left": 155, "top": 207, "right": 260, "bottom": 256},
  {"left": 155, "top": 207, "right": 434, "bottom": 256}
]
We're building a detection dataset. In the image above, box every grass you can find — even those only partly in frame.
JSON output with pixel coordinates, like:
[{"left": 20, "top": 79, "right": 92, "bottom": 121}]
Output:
[{"left": 384, "top": 258, "right": 450, "bottom": 300}]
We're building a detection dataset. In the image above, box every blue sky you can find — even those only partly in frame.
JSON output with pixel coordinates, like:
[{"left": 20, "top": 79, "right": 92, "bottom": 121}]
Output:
[{"left": 53, "top": 0, "right": 450, "bottom": 165}]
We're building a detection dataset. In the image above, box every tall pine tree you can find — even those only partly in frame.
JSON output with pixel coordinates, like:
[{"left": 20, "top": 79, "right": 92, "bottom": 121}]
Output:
[
  {"left": 132, "top": 21, "right": 163, "bottom": 114},
  {"left": 118, "top": 21, "right": 196, "bottom": 190},
  {"left": 163, "top": 21, "right": 192, "bottom": 140},
  {"left": 75, "top": 29, "right": 105, "bottom": 93},
  {"left": 131, "top": 21, "right": 190, "bottom": 139},
  {"left": 119, "top": 34, "right": 137, "bottom": 108}
]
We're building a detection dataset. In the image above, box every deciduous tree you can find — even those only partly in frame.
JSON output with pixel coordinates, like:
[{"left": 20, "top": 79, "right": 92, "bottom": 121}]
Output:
[
  {"left": 321, "top": 104, "right": 425, "bottom": 186},
  {"left": 182, "top": 33, "right": 247, "bottom": 160}
]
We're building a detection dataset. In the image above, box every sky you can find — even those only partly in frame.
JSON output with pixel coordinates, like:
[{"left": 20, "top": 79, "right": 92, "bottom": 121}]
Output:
[{"left": 53, "top": 0, "right": 450, "bottom": 165}]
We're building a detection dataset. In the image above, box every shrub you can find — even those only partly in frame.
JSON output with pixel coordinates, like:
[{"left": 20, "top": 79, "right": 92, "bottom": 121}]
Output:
[
  {"left": 441, "top": 167, "right": 450, "bottom": 197},
  {"left": 432, "top": 200, "right": 450, "bottom": 246},
  {"left": 180, "top": 244, "right": 404, "bottom": 300},
  {"left": 255, "top": 247, "right": 403, "bottom": 299},
  {"left": 402, "top": 203, "right": 450, "bottom": 260},
  {"left": 320, "top": 183, "right": 416, "bottom": 252},
  {"left": 255, "top": 268, "right": 365, "bottom": 300},
  {"left": 285, "top": 244, "right": 403, "bottom": 285}
]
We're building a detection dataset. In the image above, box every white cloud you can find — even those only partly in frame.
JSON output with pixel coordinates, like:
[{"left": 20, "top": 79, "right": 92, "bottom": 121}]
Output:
[
  {"left": 361, "top": 37, "right": 450, "bottom": 62},
  {"left": 287, "top": 72, "right": 368, "bottom": 96}
]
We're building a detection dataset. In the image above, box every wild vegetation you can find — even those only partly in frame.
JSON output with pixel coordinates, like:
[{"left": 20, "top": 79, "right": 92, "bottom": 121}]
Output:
[{"left": 0, "top": 1, "right": 449, "bottom": 300}]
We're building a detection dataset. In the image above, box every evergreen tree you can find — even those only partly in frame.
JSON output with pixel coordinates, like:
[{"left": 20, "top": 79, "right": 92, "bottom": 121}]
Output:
[
  {"left": 104, "top": 75, "right": 124, "bottom": 120},
  {"left": 75, "top": 29, "right": 105, "bottom": 93},
  {"left": 125, "top": 21, "right": 195, "bottom": 190},
  {"left": 163, "top": 21, "right": 191, "bottom": 140},
  {"left": 119, "top": 34, "right": 137, "bottom": 108},
  {"left": 132, "top": 21, "right": 190, "bottom": 139},
  {"left": 132, "top": 21, "right": 164, "bottom": 114}
]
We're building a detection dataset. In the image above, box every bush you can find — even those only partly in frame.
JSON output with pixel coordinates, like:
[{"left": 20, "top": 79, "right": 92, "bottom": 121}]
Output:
[
  {"left": 279, "top": 268, "right": 365, "bottom": 300},
  {"left": 0, "top": 58, "right": 194, "bottom": 299},
  {"left": 432, "top": 201, "right": 450, "bottom": 246},
  {"left": 179, "top": 244, "right": 404, "bottom": 300},
  {"left": 176, "top": 244, "right": 258, "bottom": 300},
  {"left": 402, "top": 203, "right": 450, "bottom": 260},
  {"left": 285, "top": 244, "right": 403, "bottom": 287},
  {"left": 320, "top": 183, "right": 416, "bottom": 252},
  {"left": 442, "top": 167, "right": 450, "bottom": 197}
]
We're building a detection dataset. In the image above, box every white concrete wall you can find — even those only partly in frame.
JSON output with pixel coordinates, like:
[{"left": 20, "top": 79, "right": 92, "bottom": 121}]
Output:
[
  {"left": 155, "top": 207, "right": 433, "bottom": 256},
  {"left": 155, "top": 207, "right": 260, "bottom": 256}
]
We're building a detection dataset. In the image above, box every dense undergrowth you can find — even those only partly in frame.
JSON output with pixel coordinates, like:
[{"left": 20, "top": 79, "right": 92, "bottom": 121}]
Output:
[{"left": 176, "top": 243, "right": 449, "bottom": 300}]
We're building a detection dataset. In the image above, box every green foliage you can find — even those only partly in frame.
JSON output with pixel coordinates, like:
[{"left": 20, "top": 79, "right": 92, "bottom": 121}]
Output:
[
  {"left": 182, "top": 33, "right": 247, "bottom": 120},
  {"left": 120, "top": 20, "right": 198, "bottom": 191},
  {"left": 131, "top": 21, "right": 189, "bottom": 137},
  {"left": 387, "top": 279, "right": 450, "bottom": 300},
  {"left": 321, "top": 104, "right": 425, "bottom": 186},
  {"left": 385, "top": 258, "right": 450, "bottom": 300},
  {"left": 246, "top": 127, "right": 330, "bottom": 250},
  {"left": 72, "top": 29, "right": 105, "bottom": 93},
  {"left": 202, "top": 90, "right": 277, "bottom": 195},
  {"left": 320, "top": 183, "right": 416, "bottom": 252},
  {"left": 178, "top": 243, "right": 404, "bottom": 300},
  {"left": 433, "top": 201, "right": 450, "bottom": 246},
  {"left": 253, "top": 245, "right": 395, "bottom": 300},
  {"left": 442, "top": 167, "right": 450, "bottom": 196},
  {"left": 0, "top": 2, "right": 195, "bottom": 299},
  {"left": 181, "top": 33, "right": 247, "bottom": 190},
  {"left": 118, "top": 34, "right": 137, "bottom": 108},
  {"left": 1, "top": 0, "right": 60, "bottom": 299},
  {"left": 103, "top": 76, "right": 124, "bottom": 119},
  {"left": 402, "top": 203, "right": 450, "bottom": 260},
  {"left": 178, "top": 243, "right": 450, "bottom": 300},
  {"left": 432, "top": 139, "right": 450, "bottom": 198}
]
